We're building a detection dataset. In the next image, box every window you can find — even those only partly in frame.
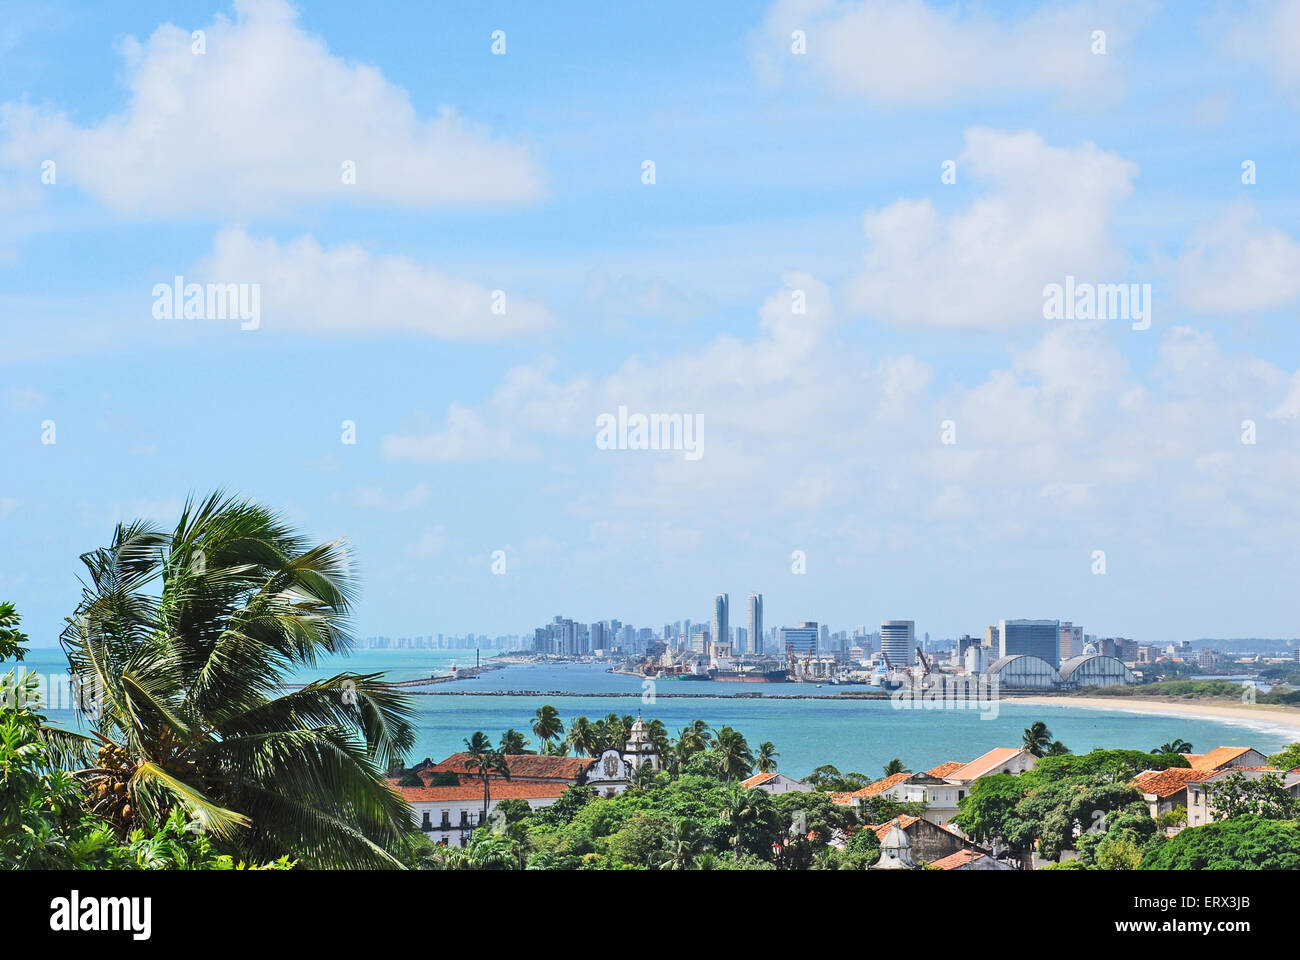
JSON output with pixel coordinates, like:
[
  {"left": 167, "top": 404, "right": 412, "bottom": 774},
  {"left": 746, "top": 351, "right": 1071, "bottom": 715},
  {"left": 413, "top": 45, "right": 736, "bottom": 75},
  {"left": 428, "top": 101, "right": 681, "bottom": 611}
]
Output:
[{"left": 420, "top": 810, "right": 431, "bottom": 831}]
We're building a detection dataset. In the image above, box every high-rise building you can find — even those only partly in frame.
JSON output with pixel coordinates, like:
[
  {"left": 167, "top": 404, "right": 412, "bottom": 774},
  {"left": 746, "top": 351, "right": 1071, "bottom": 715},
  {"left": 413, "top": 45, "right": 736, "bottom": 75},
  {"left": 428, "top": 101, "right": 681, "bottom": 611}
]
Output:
[
  {"left": 735, "top": 626, "right": 747, "bottom": 652},
  {"left": 748, "top": 593, "right": 763, "bottom": 656},
  {"left": 690, "top": 624, "right": 710, "bottom": 654},
  {"left": 713, "top": 594, "right": 729, "bottom": 659},
  {"left": 999, "top": 619, "right": 1061, "bottom": 667},
  {"left": 779, "top": 622, "right": 818, "bottom": 655},
  {"left": 880, "top": 621, "right": 915, "bottom": 669},
  {"left": 1059, "top": 622, "right": 1085, "bottom": 660}
]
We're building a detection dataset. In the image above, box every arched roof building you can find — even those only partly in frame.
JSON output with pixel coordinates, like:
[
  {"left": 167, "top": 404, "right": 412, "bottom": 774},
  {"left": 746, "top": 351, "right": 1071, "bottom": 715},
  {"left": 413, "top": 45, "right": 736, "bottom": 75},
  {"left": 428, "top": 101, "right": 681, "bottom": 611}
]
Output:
[
  {"left": 984, "top": 654, "right": 1062, "bottom": 690},
  {"left": 1058, "top": 654, "right": 1137, "bottom": 689}
]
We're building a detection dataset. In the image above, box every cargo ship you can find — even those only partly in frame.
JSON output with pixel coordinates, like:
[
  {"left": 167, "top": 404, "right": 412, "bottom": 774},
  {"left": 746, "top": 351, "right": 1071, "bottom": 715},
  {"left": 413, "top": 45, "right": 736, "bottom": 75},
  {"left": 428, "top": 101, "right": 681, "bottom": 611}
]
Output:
[{"left": 710, "top": 667, "right": 790, "bottom": 682}]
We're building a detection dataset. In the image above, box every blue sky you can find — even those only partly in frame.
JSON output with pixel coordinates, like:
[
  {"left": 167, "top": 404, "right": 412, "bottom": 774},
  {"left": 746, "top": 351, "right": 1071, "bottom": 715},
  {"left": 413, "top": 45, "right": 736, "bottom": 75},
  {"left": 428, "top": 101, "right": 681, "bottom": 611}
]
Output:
[{"left": 3, "top": 0, "right": 1300, "bottom": 646}]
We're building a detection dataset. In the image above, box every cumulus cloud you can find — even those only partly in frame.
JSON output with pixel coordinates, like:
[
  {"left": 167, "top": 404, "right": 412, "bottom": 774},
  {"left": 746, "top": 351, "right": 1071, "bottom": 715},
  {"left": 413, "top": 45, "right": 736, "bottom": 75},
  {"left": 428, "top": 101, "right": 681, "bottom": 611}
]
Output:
[
  {"left": 1220, "top": 0, "right": 1300, "bottom": 98},
  {"left": 0, "top": 0, "right": 542, "bottom": 217},
  {"left": 847, "top": 128, "right": 1137, "bottom": 328},
  {"left": 372, "top": 270, "right": 1300, "bottom": 574},
  {"left": 189, "top": 228, "right": 549, "bottom": 339},
  {"left": 1168, "top": 201, "right": 1300, "bottom": 314},
  {"left": 750, "top": 0, "right": 1152, "bottom": 105}
]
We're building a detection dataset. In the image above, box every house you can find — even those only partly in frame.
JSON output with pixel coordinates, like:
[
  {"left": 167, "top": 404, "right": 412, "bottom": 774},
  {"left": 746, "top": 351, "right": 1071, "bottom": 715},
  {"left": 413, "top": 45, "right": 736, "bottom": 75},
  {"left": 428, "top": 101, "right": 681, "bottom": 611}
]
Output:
[
  {"left": 741, "top": 772, "right": 811, "bottom": 795},
  {"left": 1184, "top": 767, "right": 1300, "bottom": 828},
  {"left": 858, "top": 814, "right": 993, "bottom": 865},
  {"left": 1180, "top": 746, "right": 1268, "bottom": 772},
  {"left": 941, "top": 746, "right": 1038, "bottom": 784},
  {"left": 395, "top": 781, "right": 570, "bottom": 846},
  {"left": 1131, "top": 767, "right": 1217, "bottom": 819}
]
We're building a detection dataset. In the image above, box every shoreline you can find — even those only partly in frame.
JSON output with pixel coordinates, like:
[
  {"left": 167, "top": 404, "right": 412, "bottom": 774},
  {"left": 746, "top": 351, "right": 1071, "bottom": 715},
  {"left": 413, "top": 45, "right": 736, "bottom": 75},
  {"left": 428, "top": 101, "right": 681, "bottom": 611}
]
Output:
[{"left": 1007, "top": 695, "right": 1300, "bottom": 734}]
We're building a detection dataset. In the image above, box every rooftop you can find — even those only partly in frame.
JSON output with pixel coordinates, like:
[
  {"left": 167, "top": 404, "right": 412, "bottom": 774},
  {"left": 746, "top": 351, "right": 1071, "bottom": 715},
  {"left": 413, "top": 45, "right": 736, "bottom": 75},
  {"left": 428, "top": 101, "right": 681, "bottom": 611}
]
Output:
[
  {"left": 395, "top": 781, "right": 571, "bottom": 803},
  {"left": 421, "top": 753, "right": 595, "bottom": 782}
]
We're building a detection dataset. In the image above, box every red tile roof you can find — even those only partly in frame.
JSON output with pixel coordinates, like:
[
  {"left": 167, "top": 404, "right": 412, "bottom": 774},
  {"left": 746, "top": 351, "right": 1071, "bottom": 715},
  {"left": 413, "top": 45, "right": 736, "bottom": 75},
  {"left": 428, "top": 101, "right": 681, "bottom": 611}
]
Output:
[
  {"left": 864, "top": 815, "right": 921, "bottom": 840},
  {"left": 1132, "top": 767, "right": 1217, "bottom": 798},
  {"left": 946, "top": 747, "right": 1025, "bottom": 782},
  {"left": 926, "top": 761, "right": 965, "bottom": 778},
  {"left": 1184, "top": 746, "right": 1256, "bottom": 771},
  {"left": 422, "top": 753, "right": 594, "bottom": 781},
  {"left": 929, "top": 849, "right": 985, "bottom": 870},
  {"left": 394, "top": 781, "right": 571, "bottom": 803},
  {"left": 742, "top": 772, "right": 779, "bottom": 788}
]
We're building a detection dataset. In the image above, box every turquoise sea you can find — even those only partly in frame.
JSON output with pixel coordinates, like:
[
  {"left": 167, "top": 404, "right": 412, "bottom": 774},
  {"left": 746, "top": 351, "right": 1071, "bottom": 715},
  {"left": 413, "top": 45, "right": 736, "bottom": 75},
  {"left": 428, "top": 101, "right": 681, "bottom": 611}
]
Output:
[{"left": 7, "top": 648, "right": 1295, "bottom": 779}]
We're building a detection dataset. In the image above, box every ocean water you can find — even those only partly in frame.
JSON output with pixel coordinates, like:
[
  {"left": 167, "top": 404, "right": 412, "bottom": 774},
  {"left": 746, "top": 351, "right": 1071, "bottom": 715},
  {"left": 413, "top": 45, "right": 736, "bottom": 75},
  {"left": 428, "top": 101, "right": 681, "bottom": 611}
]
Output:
[{"left": 7, "top": 648, "right": 1294, "bottom": 779}]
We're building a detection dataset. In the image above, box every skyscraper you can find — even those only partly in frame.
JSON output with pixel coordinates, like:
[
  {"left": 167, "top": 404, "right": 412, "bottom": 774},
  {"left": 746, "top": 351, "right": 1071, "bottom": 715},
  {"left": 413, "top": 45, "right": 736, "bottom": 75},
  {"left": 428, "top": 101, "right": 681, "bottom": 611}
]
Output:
[
  {"left": 748, "top": 593, "right": 763, "bottom": 656},
  {"left": 713, "top": 594, "right": 729, "bottom": 659},
  {"left": 999, "top": 619, "right": 1061, "bottom": 667},
  {"left": 880, "top": 621, "right": 915, "bottom": 669},
  {"left": 779, "top": 622, "right": 818, "bottom": 655}
]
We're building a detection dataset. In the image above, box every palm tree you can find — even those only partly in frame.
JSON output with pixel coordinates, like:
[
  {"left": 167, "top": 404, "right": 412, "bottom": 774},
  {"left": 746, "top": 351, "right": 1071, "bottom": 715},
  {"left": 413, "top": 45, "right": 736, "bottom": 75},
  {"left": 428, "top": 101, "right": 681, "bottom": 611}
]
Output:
[
  {"left": 674, "top": 720, "right": 713, "bottom": 758},
  {"left": 1046, "top": 740, "right": 1071, "bottom": 756},
  {"left": 531, "top": 705, "right": 564, "bottom": 751},
  {"left": 659, "top": 820, "right": 698, "bottom": 870},
  {"left": 498, "top": 729, "right": 529, "bottom": 754},
  {"left": 566, "top": 716, "right": 597, "bottom": 756},
  {"left": 59, "top": 493, "right": 416, "bottom": 868},
  {"left": 463, "top": 732, "right": 511, "bottom": 823},
  {"left": 1153, "top": 739, "right": 1193, "bottom": 755},
  {"left": 756, "top": 741, "right": 779, "bottom": 774},
  {"left": 1023, "top": 721, "right": 1053, "bottom": 758},
  {"left": 714, "top": 726, "right": 755, "bottom": 781},
  {"left": 646, "top": 718, "right": 670, "bottom": 759},
  {"left": 722, "top": 786, "right": 762, "bottom": 862},
  {"left": 882, "top": 758, "right": 910, "bottom": 777}
]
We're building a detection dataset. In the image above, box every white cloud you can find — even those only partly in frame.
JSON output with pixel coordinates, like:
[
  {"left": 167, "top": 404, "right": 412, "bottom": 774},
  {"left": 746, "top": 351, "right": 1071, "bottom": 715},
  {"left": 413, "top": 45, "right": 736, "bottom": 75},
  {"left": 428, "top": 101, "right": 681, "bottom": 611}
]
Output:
[
  {"left": 191, "top": 228, "right": 549, "bottom": 340},
  {"left": 1168, "top": 201, "right": 1300, "bottom": 314},
  {"left": 847, "top": 128, "right": 1137, "bottom": 328},
  {"left": 1221, "top": 0, "right": 1300, "bottom": 98},
  {"left": 0, "top": 0, "right": 542, "bottom": 217},
  {"left": 751, "top": 0, "right": 1151, "bottom": 105}
]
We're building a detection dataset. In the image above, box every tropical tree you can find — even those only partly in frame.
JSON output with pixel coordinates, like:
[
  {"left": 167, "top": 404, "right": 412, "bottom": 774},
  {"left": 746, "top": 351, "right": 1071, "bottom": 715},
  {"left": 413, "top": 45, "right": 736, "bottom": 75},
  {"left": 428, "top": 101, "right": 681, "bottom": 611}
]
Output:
[
  {"left": 1023, "top": 721, "right": 1054, "bottom": 758},
  {"left": 498, "top": 729, "right": 529, "bottom": 754},
  {"left": 756, "top": 741, "right": 780, "bottom": 774},
  {"left": 463, "top": 732, "right": 511, "bottom": 822},
  {"left": 714, "top": 726, "right": 755, "bottom": 781},
  {"left": 59, "top": 494, "right": 417, "bottom": 869},
  {"left": 531, "top": 705, "right": 564, "bottom": 751},
  {"left": 1153, "top": 739, "right": 1193, "bottom": 755},
  {"left": 882, "top": 758, "right": 910, "bottom": 777},
  {"left": 566, "top": 716, "right": 597, "bottom": 756},
  {"left": 659, "top": 819, "right": 699, "bottom": 870},
  {"left": 721, "top": 786, "right": 763, "bottom": 861}
]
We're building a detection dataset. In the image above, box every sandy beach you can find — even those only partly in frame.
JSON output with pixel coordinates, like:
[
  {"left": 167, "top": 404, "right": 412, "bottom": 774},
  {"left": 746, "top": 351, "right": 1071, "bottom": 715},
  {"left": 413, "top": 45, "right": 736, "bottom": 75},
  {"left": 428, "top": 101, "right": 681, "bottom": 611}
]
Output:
[{"left": 1009, "top": 695, "right": 1300, "bottom": 735}]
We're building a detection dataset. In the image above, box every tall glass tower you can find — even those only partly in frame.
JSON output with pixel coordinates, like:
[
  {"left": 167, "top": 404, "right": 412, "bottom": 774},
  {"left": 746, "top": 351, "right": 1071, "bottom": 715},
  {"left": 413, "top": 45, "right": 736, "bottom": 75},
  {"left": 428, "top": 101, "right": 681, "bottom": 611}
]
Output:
[
  {"left": 713, "top": 593, "right": 729, "bottom": 653},
  {"left": 748, "top": 593, "right": 763, "bottom": 655}
]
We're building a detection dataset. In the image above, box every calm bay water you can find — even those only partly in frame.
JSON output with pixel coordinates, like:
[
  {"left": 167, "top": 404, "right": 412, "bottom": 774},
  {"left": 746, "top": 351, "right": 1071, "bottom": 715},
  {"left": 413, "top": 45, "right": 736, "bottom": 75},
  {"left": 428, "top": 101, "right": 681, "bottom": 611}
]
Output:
[{"left": 8, "top": 648, "right": 1294, "bottom": 779}]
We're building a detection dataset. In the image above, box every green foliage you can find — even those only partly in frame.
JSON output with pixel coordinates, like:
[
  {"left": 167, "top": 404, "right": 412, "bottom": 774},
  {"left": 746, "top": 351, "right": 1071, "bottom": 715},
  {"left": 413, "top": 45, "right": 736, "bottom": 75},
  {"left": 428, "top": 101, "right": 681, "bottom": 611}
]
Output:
[
  {"left": 1141, "top": 816, "right": 1300, "bottom": 870},
  {"left": 56, "top": 495, "right": 418, "bottom": 868},
  {"left": 397, "top": 771, "right": 425, "bottom": 787},
  {"left": 1206, "top": 772, "right": 1299, "bottom": 821},
  {"left": 1, "top": 602, "right": 289, "bottom": 870},
  {"left": 1266, "top": 742, "right": 1300, "bottom": 771}
]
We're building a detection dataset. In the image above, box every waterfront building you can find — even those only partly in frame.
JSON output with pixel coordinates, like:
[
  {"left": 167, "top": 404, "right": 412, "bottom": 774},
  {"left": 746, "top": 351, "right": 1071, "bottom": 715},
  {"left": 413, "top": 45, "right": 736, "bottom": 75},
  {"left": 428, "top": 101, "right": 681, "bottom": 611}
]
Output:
[
  {"left": 780, "top": 622, "right": 818, "bottom": 656},
  {"left": 880, "top": 620, "right": 915, "bottom": 669},
  {"left": 998, "top": 619, "right": 1061, "bottom": 667},
  {"left": 748, "top": 593, "right": 763, "bottom": 655}
]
